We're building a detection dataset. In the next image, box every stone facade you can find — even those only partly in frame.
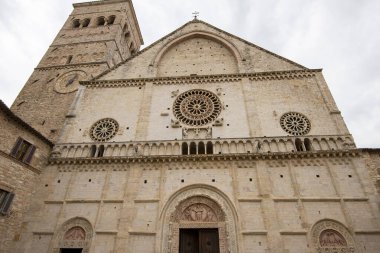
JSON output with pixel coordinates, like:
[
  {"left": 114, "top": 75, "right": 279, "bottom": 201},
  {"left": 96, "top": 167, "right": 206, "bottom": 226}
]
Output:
[
  {"left": 361, "top": 149, "right": 380, "bottom": 194},
  {"left": 1, "top": 0, "right": 380, "bottom": 253}
]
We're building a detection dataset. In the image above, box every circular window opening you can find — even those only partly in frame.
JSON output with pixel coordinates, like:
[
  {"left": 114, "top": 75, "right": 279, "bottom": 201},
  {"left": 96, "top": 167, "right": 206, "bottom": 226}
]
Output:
[
  {"left": 173, "top": 89, "right": 222, "bottom": 126},
  {"left": 280, "top": 112, "right": 311, "bottom": 136},
  {"left": 90, "top": 118, "right": 119, "bottom": 142}
]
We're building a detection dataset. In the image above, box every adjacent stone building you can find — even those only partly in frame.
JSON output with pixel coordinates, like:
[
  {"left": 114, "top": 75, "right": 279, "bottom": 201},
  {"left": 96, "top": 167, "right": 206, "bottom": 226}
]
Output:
[
  {"left": 1, "top": 0, "right": 380, "bottom": 252},
  {"left": 0, "top": 101, "right": 52, "bottom": 253}
]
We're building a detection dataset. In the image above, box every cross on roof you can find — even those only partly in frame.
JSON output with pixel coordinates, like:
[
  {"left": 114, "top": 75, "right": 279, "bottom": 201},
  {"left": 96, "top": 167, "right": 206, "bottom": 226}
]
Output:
[{"left": 192, "top": 11, "right": 199, "bottom": 19}]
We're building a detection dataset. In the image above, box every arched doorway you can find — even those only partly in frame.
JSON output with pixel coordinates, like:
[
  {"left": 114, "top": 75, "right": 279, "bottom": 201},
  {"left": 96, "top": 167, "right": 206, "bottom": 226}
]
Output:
[
  {"left": 52, "top": 217, "right": 93, "bottom": 253},
  {"left": 159, "top": 185, "right": 238, "bottom": 253},
  {"left": 310, "top": 219, "right": 357, "bottom": 252}
]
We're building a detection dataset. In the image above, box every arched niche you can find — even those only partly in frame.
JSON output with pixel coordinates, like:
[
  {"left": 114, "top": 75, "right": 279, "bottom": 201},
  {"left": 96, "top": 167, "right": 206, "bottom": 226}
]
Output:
[
  {"left": 154, "top": 31, "right": 242, "bottom": 77},
  {"left": 309, "top": 219, "right": 357, "bottom": 253},
  {"left": 158, "top": 185, "right": 239, "bottom": 253},
  {"left": 52, "top": 217, "right": 93, "bottom": 253}
]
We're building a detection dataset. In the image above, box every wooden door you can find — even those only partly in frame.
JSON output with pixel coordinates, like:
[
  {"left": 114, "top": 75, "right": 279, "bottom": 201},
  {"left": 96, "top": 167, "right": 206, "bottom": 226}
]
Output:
[
  {"left": 180, "top": 229, "right": 199, "bottom": 253},
  {"left": 60, "top": 249, "right": 83, "bottom": 253},
  {"left": 199, "top": 229, "right": 219, "bottom": 253},
  {"left": 180, "top": 229, "right": 219, "bottom": 253}
]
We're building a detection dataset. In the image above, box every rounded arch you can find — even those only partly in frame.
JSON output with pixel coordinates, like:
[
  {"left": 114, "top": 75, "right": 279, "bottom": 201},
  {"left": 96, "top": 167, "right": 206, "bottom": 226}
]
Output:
[
  {"left": 158, "top": 184, "right": 239, "bottom": 253},
  {"left": 309, "top": 219, "right": 356, "bottom": 252},
  {"left": 153, "top": 31, "right": 243, "bottom": 77},
  {"left": 52, "top": 217, "right": 93, "bottom": 253}
]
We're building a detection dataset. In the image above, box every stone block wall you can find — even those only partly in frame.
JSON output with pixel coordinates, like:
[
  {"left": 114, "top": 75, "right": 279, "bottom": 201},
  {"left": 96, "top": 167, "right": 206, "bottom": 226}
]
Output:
[
  {"left": 13, "top": 155, "right": 380, "bottom": 253},
  {"left": 61, "top": 72, "right": 349, "bottom": 144},
  {"left": 0, "top": 105, "right": 51, "bottom": 253},
  {"left": 11, "top": 65, "right": 109, "bottom": 141},
  {"left": 362, "top": 149, "right": 380, "bottom": 194}
]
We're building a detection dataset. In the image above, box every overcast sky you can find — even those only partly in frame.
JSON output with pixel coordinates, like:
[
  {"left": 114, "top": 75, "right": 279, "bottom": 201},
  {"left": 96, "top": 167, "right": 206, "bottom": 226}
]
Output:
[{"left": 0, "top": 0, "right": 379, "bottom": 148}]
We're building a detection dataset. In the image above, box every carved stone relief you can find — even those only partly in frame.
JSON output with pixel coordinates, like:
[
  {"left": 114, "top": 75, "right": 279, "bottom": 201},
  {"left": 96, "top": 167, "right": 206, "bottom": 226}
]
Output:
[
  {"left": 160, "top": 186, "right": 238, "bottom": 253},
  {"left": 64, "top": 227, "right": 86, "bottom": 241},
  {"left": 310, "top": 219, "right": 356, "bottom": 253},
  {"left": 319, "top": 229, "right": 347, "bottom": 247},
  {"left": 52, "top": 217, "right": 93, "bottom": 253},
  {"left": 182, "top": 127, "right": 212, "bottom": 139}
]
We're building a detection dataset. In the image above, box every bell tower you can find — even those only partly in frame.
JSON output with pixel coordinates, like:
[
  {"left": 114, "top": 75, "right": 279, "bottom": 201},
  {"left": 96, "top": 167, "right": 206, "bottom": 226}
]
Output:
[{"left": 10, "top": 0, "right": 143, "bottom": 142}]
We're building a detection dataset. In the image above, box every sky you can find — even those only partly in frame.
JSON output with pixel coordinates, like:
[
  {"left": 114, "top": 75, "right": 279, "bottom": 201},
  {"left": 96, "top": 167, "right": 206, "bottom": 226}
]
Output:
[{"left": 0, "top": 0, "right": 379, "bottom": 148}]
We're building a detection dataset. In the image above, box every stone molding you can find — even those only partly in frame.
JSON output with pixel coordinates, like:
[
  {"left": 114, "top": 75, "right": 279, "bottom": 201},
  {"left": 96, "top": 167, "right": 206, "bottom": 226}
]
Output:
[
  {"left": 50, "top": 149, "right": 360, "bottom": 165},
  {"left": 51, "top": 134, "right": 356, "bottom": 164},
  {"left": 36, "top": 62, "right": 105, "bottom": 71},
  {"left": 83, "top": 69, "right": 320, "bottom": 88},
  {"left": 82, "top": 79, "right": 145, "bottom": 88}
]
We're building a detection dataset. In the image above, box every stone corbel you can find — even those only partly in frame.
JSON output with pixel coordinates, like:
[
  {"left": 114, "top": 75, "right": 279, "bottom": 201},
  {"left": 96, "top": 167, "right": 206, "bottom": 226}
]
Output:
[
  {"left": 213, "top": 118, "right": 224, "bottom": 126},
  {"left": 171, "top": 119, "right": 181, "bottom": 128},
  {"left": 171, "top": 89, "right": 179, "bottom": 98}
]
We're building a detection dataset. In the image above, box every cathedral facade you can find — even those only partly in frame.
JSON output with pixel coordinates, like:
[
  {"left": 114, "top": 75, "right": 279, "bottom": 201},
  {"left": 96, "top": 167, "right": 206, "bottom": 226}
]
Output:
[{"left": 1, "top": 0, "right": 380, "bottom": 253}]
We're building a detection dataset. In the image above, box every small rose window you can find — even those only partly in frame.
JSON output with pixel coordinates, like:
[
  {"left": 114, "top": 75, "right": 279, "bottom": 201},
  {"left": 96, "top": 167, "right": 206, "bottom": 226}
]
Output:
[
  {"left": 280, "top": 112, "right": 311, "bottom": 136},
  {"left": 90, "top": 118, "right": 119, "bottom": 142}
]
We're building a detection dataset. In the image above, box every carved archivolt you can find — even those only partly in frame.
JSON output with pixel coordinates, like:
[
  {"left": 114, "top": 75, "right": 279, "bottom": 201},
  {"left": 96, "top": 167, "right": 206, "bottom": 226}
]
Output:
[
  {"left": 159, "top": 185, "right": 238, "bottom": 253},
  {"left": 52, "top": 217, "right": 93, "bottom": 253},
  {"left": 310, "top": 219, "right": 356, "bottom": 253}
]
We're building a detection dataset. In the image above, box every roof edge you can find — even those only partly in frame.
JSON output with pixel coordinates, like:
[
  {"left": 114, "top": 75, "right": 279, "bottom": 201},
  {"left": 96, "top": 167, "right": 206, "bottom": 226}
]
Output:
[
  {"left": 91, "top": 20, "right": 194, "bottom": 81},
  {"left": 195, "top": 20, "right": 307, "bottom": 69},
  {"left": 0, "top": 100, "right": 53, "bottom": 146},
  {"left": 91, "top": 19, "right": 308, "bottom": 81}
]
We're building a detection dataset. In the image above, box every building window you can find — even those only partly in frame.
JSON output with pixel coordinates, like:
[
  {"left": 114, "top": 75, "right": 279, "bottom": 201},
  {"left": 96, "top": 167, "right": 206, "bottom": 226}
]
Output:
[
  {"left": 89, "top": 145, "right": 97, "bottom": 158},
  {"left": 97, "top": 145, "right": 105, "bottom": 158},
  {"left": 97, "top": 17, "right": 106, "bottom": 26},
  {"left": 10, "top": 138, "right": 36, "bottom": 164},
  {"left": 206, "top": 141, "right": 213, "bottom": 154},
  {"left": 108, "top": 15, "right": 116, "bottom": 25},
  {"left": 124, "top": 31, "right": 131, "bottom": 42},
  {"left": 72, "top": 19, "right": 80, "bottom": 28},
  {"left": 295, "top": 138, "right": 304, "bottom": 152},
  {"left": 304, "top": 138, "right": 313, "bottom": 151},
  {"left": 90, "top": 118, "right": 119, "bottom": 142},
  {"left": 182, "top": 143, "right": 188, "bottom": 155},
  {"left": 122, "top": 24, "right": 128, "bottom": 33},
  {"left": 0, "top": 189, "right": 15, "bottom": 215},
  {"left": 190, "top": 142, "right": 197, "bottom": 155},
  {"left": 66, "top": 55, "right": 73, "bottom": 64},
  {"left": 198, "top": 142, "right": 205, "bottom": 154},
  {"left": 173, "top": 89, "right": 222, "bottom": 127},
  {"left": 280, "top": 112, "right": 311, "bottom": 136}
]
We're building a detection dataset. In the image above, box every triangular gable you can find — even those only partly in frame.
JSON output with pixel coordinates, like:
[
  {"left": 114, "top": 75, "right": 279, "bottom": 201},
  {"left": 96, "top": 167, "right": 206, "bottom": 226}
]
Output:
[{"left": 95, "top": 19, "right": 307, "bottom": 81}]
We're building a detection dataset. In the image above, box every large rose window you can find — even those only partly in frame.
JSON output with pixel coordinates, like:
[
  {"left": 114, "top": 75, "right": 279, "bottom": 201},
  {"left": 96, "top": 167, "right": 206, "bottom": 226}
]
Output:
[{"left": 173, "top": 89, "right": 222, "bottom": 126}]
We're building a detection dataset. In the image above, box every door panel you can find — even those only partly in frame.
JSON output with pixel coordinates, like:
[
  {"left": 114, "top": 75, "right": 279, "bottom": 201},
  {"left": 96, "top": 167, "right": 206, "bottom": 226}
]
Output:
[
  {"left": 199, "top": 229, "right": 219, "bottom": 253},
  {"left": 180, "top": 229, "right": 219, "bottom": 253},
  {"left": 60, "top": 249, "right": 83, "bottom": 253},
  {"left": 180, "top": 229, "right": 199, "bottom": 253}
]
